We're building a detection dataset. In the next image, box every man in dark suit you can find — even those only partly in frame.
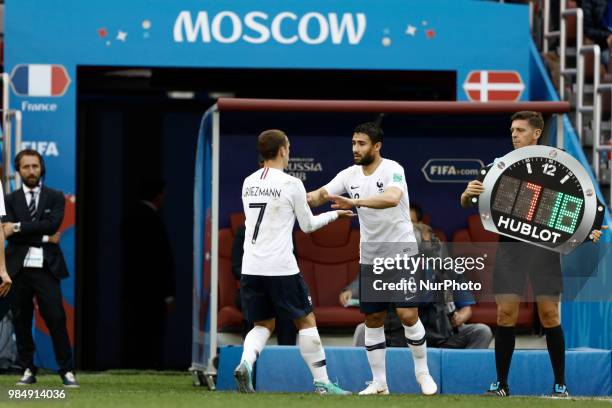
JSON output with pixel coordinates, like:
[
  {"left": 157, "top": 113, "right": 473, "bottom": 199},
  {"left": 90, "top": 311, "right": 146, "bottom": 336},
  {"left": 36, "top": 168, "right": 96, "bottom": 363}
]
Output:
[{"left": 1, "top": 149, "right": 78, "bottom": 388}]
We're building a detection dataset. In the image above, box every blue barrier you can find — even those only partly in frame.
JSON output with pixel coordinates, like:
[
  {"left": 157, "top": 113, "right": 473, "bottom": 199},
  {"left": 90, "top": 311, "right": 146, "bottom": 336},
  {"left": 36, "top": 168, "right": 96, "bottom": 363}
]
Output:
[
  {"left": 255, "top": 346, "right": 441, "bottom": 393},
  {"left": 217, "top": 345, "right": 612, "bottom": 395},
  {"left": 217, "top": 346, "right": 243, "bottom": 391},
  {"left": 441, "top": 348, "right": 612, "bottom": 396}
]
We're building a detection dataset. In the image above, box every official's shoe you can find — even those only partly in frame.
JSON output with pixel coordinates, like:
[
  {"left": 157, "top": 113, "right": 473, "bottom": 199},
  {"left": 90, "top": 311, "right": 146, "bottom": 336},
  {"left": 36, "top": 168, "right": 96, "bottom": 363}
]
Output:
[
  {"left": 551, "top": 383, "right": 569, "bottom": 398},
  {"left": 62, "top": 371, "right": 80, "bottom": 388},
  {"left": 416, "top": 373, "right": 438, "bottom": 395},
  {"left": 314, "top": 380, "right": 351, "bottom": 395},
  {"left": 234, "top": 360, "right": 255, "bottom": 393},
  {"left": 16, "top": 369, "right": 37, "bottom": 386},
  {"left": 485, "top": 381, "right": 510, "bottom": 397},
  {"left": 358, "top": 380, "right": 389, "bottom": 395}
]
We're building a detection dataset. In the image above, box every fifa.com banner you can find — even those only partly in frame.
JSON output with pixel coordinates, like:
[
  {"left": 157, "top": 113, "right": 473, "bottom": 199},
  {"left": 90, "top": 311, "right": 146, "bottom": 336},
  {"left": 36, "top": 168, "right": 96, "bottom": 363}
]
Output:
[{"left": 358, "top": 242, "right": 612, "bottom": 303}]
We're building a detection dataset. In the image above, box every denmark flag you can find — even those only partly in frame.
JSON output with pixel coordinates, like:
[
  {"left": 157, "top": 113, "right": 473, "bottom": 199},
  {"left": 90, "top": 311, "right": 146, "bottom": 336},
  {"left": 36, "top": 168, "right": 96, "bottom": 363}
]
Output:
[{"left": 463, "top": 70, "right": 525, "bottom": 102}]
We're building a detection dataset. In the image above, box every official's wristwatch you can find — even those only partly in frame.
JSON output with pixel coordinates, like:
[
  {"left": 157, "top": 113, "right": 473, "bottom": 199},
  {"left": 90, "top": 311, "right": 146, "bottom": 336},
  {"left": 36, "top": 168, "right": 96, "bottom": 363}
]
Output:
[{"left": 12, "top": 223, "right": 21, "bottom": 233}]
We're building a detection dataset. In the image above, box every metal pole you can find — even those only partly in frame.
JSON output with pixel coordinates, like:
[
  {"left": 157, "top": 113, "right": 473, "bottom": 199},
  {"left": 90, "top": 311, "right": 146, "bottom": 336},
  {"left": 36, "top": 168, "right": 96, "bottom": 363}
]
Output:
[
  {"left": 2, "top": 73, "right": 9, "bottom": 137},
  {"left": 14, "top": 111, "right": 22, "bottom": 190},
  {"left": 207, "top": 108, "right": 220, "bottom": 378},
  {"left": 576, "top": 44, "right": 603, "bottom": 186},
  {"left": 595, "top": 85, "right": 612, "bottom": 182},
  {"left": 1, "top": 73, "right": 10, "bottom": 192},
  {"left": 544, "top": 0, "right": 551, "bottom": 53},
  {"left": 559, "top": 4, "right": 566, "bottom": 100},
  {"left": 577, "top": 49, "right": 585, "bottom": 142},
  {"left": 591, "top": 46, "right": 601, "bottom": 181},
  {"left": 2, "top": 113, "right": 11, "bottom": 193},
  {"left": 574, "top": 9, "right": 584, "bottom": 137},
  {"left": 557, "top": 114, "right": 564, "bottom": 149}
]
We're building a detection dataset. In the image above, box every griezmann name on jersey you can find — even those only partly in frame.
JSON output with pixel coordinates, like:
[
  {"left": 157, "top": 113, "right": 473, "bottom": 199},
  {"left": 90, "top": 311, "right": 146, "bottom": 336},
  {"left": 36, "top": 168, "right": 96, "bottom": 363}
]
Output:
[{"left": 241, "top": 167, "right": 338, "bottom": 277}]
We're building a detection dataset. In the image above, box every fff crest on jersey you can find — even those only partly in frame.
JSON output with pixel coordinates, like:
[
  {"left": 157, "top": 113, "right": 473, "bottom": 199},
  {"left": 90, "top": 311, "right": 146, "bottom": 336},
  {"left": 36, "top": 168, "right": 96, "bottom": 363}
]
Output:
[{"left": 475, "top": 145, "right": 605, "bottom": 254}]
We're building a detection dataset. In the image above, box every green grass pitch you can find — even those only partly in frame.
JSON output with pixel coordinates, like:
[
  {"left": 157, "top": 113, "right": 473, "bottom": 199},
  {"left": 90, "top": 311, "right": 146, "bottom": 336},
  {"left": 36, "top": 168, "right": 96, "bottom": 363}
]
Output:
[{"left": 0, "top": 371, "right": 609, "bottom": 407}]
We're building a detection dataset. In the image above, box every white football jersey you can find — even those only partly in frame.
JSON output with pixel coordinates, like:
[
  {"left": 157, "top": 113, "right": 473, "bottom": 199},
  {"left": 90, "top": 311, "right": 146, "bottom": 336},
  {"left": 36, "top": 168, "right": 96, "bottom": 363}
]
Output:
[
  {"left": 324, "top": 159, "right": 417, "bottom": 263},
  {"left": 241, "top": 167, "right": 338, "bottom": 276}
]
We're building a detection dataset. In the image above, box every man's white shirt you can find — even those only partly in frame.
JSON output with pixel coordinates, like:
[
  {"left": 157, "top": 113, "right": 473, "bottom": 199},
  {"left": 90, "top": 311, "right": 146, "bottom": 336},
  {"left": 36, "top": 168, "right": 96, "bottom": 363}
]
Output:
[
  {"left": 23, "top": 184, "right": 44, "bottom": 268},
  {"left": 324, "top": 159, "right": 417, "bottom": 263},
  {"left": 241, "top": 167, "right": 338, "bottom": 277}
]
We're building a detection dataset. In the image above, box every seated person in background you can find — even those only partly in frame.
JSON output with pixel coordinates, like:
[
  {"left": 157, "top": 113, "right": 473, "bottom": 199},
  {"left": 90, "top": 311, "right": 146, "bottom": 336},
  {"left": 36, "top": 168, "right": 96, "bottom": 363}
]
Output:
[
  {"left": 232, "top": 224, "right": 297, "bottom": 345},
  {"left": 410, "top": 203, "right": 444, "bottom": 242},
  {"left": 583, "top": 0, "right": 612, "bottom": 67},
  {"left": 341, "top": 222, "right": 492, "bottom": 349},
  {"left": 409, "top": 203, "right": 424, "bottom": 225}
]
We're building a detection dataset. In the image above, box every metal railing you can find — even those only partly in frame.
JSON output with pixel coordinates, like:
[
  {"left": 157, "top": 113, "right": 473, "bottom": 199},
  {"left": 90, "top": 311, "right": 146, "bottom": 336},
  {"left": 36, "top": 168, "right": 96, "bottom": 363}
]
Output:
[
  {"left": 559, "top": 7, "right": 583, "bottom": 102},
  {"left": 1, "top": 73, "right": 22, "bottom": 193},
  {"left": 577, "top": 44, "right": 612, "bottom": 205},
  {"left": 543, "top": 0, "right": 564, "bottom": 53},
  {"left": 577, "top": 45, "right": 600, "bottom": 144},
  {"left": 2, "top": 110, "right": 23, "bottom": 193},
  {"left": 562, "top": 11, "right": 612, "bottom": 207},
  {"left": 2, "top": 73, "right": 8, "bottom": 136},
  {"left": 544, "top": 0, "right": 612, "bottom": 205},
  {"left": 595, "top": 84, "right": 612, "bottom": 205}
]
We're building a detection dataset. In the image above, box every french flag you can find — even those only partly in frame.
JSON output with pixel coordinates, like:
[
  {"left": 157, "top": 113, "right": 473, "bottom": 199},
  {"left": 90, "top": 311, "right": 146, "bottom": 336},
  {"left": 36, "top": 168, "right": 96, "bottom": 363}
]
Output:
[{"left": 11, "top": 64, "right": 70, "bottom": 97}]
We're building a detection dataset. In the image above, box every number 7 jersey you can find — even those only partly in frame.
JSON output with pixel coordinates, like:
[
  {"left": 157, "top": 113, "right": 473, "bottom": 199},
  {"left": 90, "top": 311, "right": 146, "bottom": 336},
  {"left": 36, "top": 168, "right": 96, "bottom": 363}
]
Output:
[{"left": 241, "top": 167, "right": 338, "bottom": 276}]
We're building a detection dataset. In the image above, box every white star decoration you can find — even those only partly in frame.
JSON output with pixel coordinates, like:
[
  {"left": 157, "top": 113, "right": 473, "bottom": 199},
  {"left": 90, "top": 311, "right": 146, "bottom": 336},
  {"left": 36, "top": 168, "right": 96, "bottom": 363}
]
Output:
[
  {"left": 406, "top": 25, "right": 417, "bottom": 36},
  {"left": 116, "top": 30, "right": 128, "bottom": 42}
]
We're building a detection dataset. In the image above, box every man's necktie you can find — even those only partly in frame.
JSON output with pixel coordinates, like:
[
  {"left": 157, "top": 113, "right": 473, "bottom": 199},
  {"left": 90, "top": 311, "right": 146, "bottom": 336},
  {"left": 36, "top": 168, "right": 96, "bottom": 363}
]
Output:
[{"left": 28, "top": 191, "right": 37, "bottom": 221}]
